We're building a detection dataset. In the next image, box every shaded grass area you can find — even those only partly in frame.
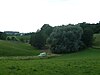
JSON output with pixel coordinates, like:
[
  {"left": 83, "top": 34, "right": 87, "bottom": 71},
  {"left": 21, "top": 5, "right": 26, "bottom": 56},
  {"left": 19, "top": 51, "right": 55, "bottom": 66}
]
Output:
[
  {"left": 0, "top": 48, "right": 100, "bottom": 75},
  {"left": 0, "top": 40, "right": 40, "bottom": 56}
]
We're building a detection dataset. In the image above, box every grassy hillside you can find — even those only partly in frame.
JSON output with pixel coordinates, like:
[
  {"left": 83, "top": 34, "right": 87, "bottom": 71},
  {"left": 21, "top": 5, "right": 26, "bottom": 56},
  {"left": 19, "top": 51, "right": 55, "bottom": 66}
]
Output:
[{"left": 0, "top": 40, "right": 40, "bottom": 56}]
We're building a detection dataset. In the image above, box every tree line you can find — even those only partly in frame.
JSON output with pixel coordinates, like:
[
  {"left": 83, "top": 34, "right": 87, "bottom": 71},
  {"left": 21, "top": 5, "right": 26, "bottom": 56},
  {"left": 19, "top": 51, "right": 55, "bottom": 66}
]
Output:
[
  {"left": 30, "top": 22, "right": 100, "bottom": 54},
  {"left": 0, "top": 22, "right": 100, "bottom": 54},
  {"left": 0, "top": 32, "right": 31, "bottom": 43}
]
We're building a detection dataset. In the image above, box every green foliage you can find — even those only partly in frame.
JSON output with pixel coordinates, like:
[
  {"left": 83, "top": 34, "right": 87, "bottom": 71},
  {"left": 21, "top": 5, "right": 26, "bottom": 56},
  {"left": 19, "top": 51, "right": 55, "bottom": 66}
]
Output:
[
  {"left": 82, "top": 28, "right": 93, "bottom": 47},
  {"left": 31, "top": 31, "right": 46, "bottom": 49},
  {"left": 41, "top": 24, "right": 53, "bottom": 37},
  {"left": 80, "top": 23, "right": 94, "bottom": 47},
  {"left": 6, "top": 36, "right": 19, "bottom": 41},
  {"left": 11, "top": 36, "right": 19, "bottom": 41},
  {"left": 30, "top": 24, "right": 53, "bottom": 49},
  {"left": 47, "top": 25, "right": 83, "bottom": 53},
  {"left": 0, "top": 40, "right": 40, "bottom": 56},
  {"left": 30, "top": 22, "right": 98, "bottom": 53},
  {"left": 6, "top": 36, "right": 12, "bottom": 40},
  {"left": 6, "top": 35, "right": 30, "bottom": 43},
  {"left": 0, "top": 32, "right": 7, "bottom": 40},
  {"left": 93, "top": 34, "right": 100, "bottom": 48},
  {"left": 78, "top": 22, "right": 100, "bottom": 34},
  {"left": 17, "top": 35, "right": 30, "bottom": 43},
  {"left": 93, "top": 22, "right": 100, "bottom": 33}
]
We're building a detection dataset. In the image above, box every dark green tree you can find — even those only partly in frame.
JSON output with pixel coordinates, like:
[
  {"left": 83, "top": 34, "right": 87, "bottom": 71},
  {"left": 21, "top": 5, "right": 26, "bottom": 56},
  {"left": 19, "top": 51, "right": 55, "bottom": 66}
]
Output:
[
  {"left": 47, "top": 25, "right": 83, "bottom": 54},
  {"left": 0, "top": 32, "right": 7, "bottom": 40},
  {"left": 30, "top": 24, "right": 53, "bottom": 49},
  {"left": 94, "top": 22, "right": 100, "bottom": 33},
  {"left": 30, "top": 31, "right": 45, "bottom": 49},
  {"left": 81, "top": 27, "right": 93, "bottom": 47},
  {"left": 41, "top": 24, "right": 53, "bottom": 37},
  {"left": 79, "top": 22, "right": 94, "bottom": 47}
]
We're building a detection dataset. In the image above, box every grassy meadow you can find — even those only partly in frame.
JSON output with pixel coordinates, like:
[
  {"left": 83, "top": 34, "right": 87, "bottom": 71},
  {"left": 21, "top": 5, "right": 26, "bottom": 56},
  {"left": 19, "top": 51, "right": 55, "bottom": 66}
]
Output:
[
  {"left": 0, "top": 48, "right": 100, "bottom": 75},
  {"left": 0, "top": 40, "right": 40, "bottom": 56},
  {"left": 0, "top": 34, "right": 100, "bottom": 75}
]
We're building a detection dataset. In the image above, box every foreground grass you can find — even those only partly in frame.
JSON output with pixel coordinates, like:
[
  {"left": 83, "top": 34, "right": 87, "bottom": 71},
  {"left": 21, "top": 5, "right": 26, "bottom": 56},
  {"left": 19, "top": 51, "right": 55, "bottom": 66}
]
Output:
[
  {"left": 0, "top": 40, "right": 40, "bottom": 56},
  {"left": 0, "top": 48, "right": 100, "bottom": 75}
]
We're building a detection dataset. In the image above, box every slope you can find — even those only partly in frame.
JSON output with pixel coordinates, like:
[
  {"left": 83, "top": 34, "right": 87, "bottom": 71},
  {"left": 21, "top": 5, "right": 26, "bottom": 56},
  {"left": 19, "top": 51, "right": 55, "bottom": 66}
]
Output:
[{"left": 0, "top": 40, "right": 40, "bottom": 56}]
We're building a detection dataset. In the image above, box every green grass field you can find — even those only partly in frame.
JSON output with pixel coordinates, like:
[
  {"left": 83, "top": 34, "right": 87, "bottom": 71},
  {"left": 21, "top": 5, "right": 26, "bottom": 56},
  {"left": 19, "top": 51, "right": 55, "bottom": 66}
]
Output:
[
  {"left": 0, "top": 48, "right": 100, "bottom": 75},
  {"left": 0, "top": 34, "right": 100, "bottom": 75},
  {"left": 0, "top": 40, "right": 40, "bottom": 56}
]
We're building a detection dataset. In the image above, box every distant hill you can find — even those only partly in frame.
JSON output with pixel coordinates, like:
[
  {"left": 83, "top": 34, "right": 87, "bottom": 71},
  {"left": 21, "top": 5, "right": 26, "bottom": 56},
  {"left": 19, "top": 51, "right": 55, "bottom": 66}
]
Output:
[{"left": 0, "top": 40, "right": 40, "bottom": 56}]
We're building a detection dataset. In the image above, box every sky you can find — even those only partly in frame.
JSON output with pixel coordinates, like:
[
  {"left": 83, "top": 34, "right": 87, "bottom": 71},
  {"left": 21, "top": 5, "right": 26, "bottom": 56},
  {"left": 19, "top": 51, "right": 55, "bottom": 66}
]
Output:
[{"left": 0, "top": 0, "right": 100, "bottom": 33}]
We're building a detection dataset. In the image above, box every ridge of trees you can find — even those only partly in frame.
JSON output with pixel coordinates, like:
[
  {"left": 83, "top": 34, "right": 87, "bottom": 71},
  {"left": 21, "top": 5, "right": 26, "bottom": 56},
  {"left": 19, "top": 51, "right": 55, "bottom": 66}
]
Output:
[
  {"left": 1, "top": 22, "right": 100, "bottom": 54},
  {"left": 30, "top": 22, "right": 100, "bottom": 54}
]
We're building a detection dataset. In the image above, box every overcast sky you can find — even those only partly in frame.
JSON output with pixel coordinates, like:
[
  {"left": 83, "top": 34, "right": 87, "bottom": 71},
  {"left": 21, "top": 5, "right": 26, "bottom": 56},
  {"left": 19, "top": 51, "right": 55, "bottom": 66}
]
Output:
[{"left": 0, "top": 0, "right": 100, "bottom": 33}]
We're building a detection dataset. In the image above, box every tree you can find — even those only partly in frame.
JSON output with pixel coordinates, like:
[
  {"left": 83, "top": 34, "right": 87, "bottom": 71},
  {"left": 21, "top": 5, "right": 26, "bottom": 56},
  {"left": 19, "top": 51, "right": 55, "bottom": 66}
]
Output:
[
  {"left": 94, "top": 22, "right": 100, "bottom": 33},
  {"left": 79, "top": 22, "right": 94, "bottom": 47},
  {"left": 41, "top": 24, "right": 53, "bottom": 37},
  {"left": 0, "top": 32, "right": 7, "bottom": 40},
  {"left": 81, "top": 27, "right": 93, "bottom": 47},
  {"left": 30, "top": 31, "right": 45, "bottom": 49},
  {"left": 30, "top": 24, "right": 53, "bottom": 49},
  {"left": 47, "top": 25, "right": 83, "bottom": 54}
]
